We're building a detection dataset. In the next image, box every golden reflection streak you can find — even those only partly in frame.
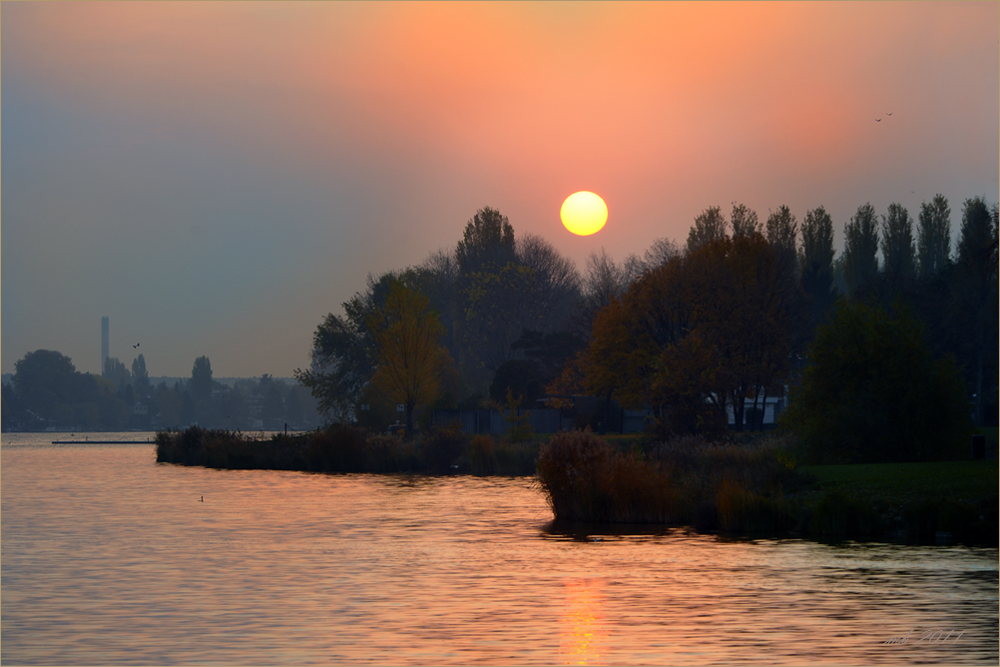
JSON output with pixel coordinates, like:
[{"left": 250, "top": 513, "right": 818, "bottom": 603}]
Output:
[{"left": 558, "top": 578, "right": 607, "bottom": 666}]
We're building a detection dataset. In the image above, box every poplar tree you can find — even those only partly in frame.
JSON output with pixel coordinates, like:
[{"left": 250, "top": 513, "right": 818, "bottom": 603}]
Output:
[
  {"left": 842, "top": 203, "right": 880, "bottom": 296},
  {"left": 881, "top": 202, "right": 916, "bottom": 290},
  {"left": 917, "top": 194, "right": 951, "bottom": 280}
]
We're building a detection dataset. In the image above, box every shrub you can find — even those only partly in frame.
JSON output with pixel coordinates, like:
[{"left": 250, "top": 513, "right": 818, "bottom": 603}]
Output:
[
  {"left": 783, "top": 299, "right": 972, "bottom": 463},
  {"left": 538, "top": 431, "right": 806, "bottom": 528},
  {"left": 537, "top": 430, "right": 678, "bottom": 523}
]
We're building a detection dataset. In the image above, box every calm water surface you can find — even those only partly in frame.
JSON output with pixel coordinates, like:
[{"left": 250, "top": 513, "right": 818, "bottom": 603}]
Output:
[{"left": 2, "top": 433, "right": 997, "bottom": 665}]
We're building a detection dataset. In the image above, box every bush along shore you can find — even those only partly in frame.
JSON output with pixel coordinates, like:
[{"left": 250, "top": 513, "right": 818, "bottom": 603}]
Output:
[
  {"left": 155, "top": 424, "right": 539, "bottom": 476},
  {"left": 536, "top": 430, "right": 998, "bottom": 545},
  {"left": 156, "top": 426, "right": 997, "bottom": 544}
]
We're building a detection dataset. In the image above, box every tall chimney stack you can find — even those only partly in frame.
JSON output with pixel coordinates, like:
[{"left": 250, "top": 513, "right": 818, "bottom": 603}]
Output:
[{"left": 101, "top": 316, "right": 109, "bottom": 374}]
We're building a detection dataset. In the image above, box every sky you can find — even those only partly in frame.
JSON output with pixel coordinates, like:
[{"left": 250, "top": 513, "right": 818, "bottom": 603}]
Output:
[{"left": 3, "top": 1, "right": 998, "bottom": 378}]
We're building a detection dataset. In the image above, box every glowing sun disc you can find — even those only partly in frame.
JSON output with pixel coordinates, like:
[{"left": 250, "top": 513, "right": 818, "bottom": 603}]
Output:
[{"left": 561, "top": 191, "right": 608, "bottom": 236}]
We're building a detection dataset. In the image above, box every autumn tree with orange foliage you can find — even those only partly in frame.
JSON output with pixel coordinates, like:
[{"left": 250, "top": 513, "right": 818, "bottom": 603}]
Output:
[
  {"left": 367, "top": 280, "right": 455, "bottom": 437},
  {"left": 578, "top": 233, "right": 795, "bottom": 435}
]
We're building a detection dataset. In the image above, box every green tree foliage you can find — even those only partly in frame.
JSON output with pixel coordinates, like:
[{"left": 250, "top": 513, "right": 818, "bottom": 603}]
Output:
[
  {"left": 880, "top": 202, "right": 916, "bottom": 290},
  {"left": 843, "top": 203, "right": 880, "bottom": 296},
  {"left": 917, "top": 194, "right": 951, "bottom": 280},
  {"left": 783, "top": 300, "right": 971, "bottom": 463},
  {"left": 367, "top": 280, "right": 453, "bottom": 437}
]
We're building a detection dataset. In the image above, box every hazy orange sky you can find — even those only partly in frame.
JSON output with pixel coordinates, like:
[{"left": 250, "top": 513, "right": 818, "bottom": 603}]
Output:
[{"left": 3, "top": 1, "right": 998, "bottom": 377}]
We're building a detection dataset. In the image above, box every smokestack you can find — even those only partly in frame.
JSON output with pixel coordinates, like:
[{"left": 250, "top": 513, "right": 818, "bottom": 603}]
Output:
[{"left": 101, "top": 316, "right": 109, "bottom": 374}]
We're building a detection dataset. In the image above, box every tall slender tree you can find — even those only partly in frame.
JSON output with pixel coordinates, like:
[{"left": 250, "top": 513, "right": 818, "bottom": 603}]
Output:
[
  {"left": 800, "top": 206, "right": 835, "bottom": 301},
  {"left": 881, "top": 202, "right": 916, "bottom": 290},
  {"left": 917, "top": 194, "right": 951, "bottom": 280},
  {"left": 843, "top": 203, "right": 880, "bottom": 295},
  {"left": 954, "top": 196, "right": 999, "bottom": 426}
]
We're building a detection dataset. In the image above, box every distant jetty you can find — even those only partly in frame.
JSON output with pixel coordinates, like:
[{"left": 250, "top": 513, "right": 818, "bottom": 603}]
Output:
[{"left": 51, "top": 438, "right": 153, "bottom": 445}]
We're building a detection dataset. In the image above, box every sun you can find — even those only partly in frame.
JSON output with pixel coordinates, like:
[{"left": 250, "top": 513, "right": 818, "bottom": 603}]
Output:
[{"left": 561, "top": 192, "right": 608, "bottom": 236}]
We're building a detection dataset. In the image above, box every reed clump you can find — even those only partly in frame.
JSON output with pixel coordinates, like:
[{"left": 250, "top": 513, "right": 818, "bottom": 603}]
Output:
[
  {"left": 537, "top": 430, "right": 802, "bottom": 528},
  {"left": 156, "top": 425, "right": 421, "bottom": 473}
]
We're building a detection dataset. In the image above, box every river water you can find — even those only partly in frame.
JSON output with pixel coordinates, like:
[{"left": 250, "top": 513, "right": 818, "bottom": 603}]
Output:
[{"left": 2, "top": 433, "right": 997, "bottom": 665}]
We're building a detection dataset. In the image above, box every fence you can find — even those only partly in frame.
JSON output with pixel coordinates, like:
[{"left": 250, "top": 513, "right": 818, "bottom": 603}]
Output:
[{"left": 431, "top": 409, "right": 571, "bottom": 436}]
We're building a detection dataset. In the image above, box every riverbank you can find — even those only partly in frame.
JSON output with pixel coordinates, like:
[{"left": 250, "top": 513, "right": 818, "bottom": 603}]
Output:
[{"left": 156, "top": 426, "right": 998, "bottom": 544}]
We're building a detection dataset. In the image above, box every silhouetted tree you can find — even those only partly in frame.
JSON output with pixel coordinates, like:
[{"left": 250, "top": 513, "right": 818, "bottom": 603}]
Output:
[
  {"left": 582, "top": 248, "right": 630, "bottom": 316},
  {"left": 952, "top": 196, "right": 999, "bottom": 426},
  {"left": 131, "top": 354, "right": 151, "bottom": 399},
  {"left": 10, "top": 350, "right": 128, "bottom": 430},
  {"left": 190, "top": 356, "right": 214, "bottom": 405},
  {"left": 581, "top": 235, "right": 793, "bottom": 435},
  {"left": 686, "top": 206, "right": 728, "bottom": 253},
  {"left": 800, "top": 205, "right": 836, "bottom": 323},
  {"left": 881, "top": 202, "right": 916, "bottom": 292},
  {"left": 917, "top": 194, "right": 951, "bottom": 280},
  {"left": 731, "top": 202, "right": 760, "bottom": 238},
  {"left": 843, "top": 203, "right": 880, "bottom": 296},
  {"left": 455, "top": 207, "right": 516, "bottom": 274},
  {"left": 103, "top": 357, "right": 131, "bottom": 393},
  {"left": 295, "top": 271, "right": 398, "bottom": 421}
]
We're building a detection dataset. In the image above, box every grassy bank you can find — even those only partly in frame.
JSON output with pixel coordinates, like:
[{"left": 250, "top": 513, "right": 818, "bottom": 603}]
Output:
[
  {"left": 155, "top": 425, "right": 539, "bottom": 476},
  {"left": 798, "top": 460, "right": 998, "bottom": 543}
]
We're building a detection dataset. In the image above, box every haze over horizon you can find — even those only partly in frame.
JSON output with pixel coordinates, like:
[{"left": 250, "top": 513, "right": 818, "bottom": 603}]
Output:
[{"left": 3, "top": 1, "right": 998, "bottom": 378}]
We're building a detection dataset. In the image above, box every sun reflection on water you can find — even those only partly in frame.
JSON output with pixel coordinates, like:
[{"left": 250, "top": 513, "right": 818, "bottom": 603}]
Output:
[{"left": 559, "top": 578, "right": 608, "bottom": 665}]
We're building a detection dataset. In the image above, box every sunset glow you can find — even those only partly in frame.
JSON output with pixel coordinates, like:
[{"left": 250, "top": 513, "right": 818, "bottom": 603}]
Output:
[{"left": 2, "top": 2, "right": 997, "bottom": 376}]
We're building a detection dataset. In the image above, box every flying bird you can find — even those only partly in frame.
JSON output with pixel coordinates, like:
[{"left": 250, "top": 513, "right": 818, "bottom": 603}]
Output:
[
  {"left": 886, "top": 112, "right": 893, "bottom": 116},
  {"left": 875, "top": 118, "right": 882, "bottom": 122},
  {"left": 133, "top": 343, "right": 140, "bottom": 348}
]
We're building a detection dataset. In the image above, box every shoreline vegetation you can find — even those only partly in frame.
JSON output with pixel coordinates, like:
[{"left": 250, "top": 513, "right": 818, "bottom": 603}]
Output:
[{"left": 156, "top": 426, "right": 998, "bottom": 545}]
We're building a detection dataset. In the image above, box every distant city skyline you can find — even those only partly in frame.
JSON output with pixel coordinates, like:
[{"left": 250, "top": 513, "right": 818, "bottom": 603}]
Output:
[{"left": 3, "top": 1, "right": 998, "bottom": 377}]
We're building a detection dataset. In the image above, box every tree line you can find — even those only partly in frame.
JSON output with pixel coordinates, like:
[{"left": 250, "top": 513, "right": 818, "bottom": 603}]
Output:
[
  {"left": 2, "top": 351, "right": 320, "bottom": 432},
  {"left": 298, "top": 195, "right": 998, "bottom": 456}
]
